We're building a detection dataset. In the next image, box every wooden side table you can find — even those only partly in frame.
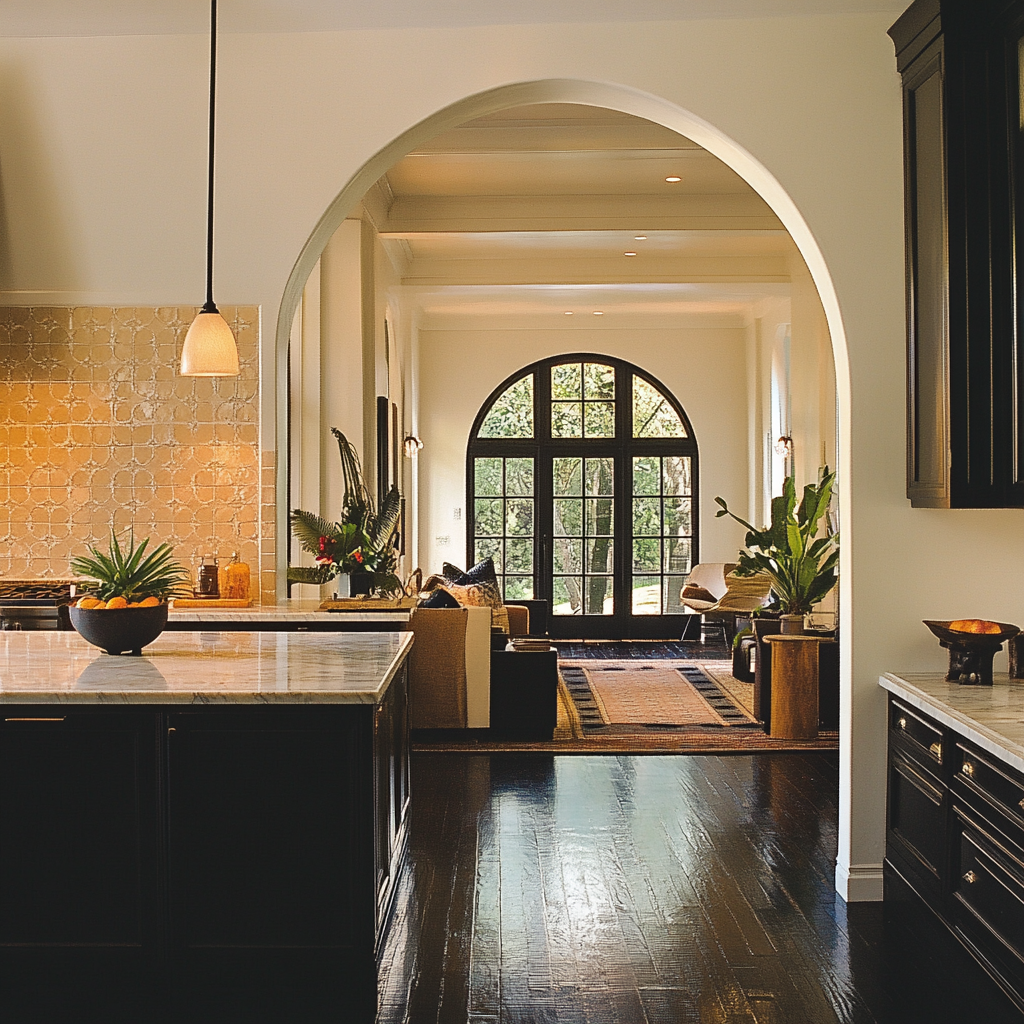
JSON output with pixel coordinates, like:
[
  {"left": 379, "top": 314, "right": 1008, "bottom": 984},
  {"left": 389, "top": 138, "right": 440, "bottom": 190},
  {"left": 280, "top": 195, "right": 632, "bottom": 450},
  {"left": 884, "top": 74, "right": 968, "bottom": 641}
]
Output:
[{"left": 764, "top": 635, "right": 834, "bottom": 739}]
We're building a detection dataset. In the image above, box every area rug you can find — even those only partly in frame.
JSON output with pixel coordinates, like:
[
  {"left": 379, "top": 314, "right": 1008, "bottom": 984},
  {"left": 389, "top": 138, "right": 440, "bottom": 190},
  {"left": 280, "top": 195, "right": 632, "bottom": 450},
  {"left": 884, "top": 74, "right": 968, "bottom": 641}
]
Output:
[
  {"left": 413, "top": 659, "right": 837, "bottom": 753},
  {"left": 559, "top": 660, "right": 758, "bottom": 733}
]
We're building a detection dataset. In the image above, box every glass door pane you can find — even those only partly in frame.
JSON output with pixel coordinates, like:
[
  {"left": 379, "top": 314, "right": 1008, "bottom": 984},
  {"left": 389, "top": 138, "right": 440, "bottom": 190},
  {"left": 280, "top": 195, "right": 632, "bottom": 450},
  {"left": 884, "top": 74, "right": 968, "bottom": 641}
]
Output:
[
  {"left": 631, "top": 455, "right": 692, "bottom": 615},
  {"left": 473, "top": 456, "right": 535, "bottom": 599},
  {"left": 552, "top": 456, "right": 614, "bottom": 616}
]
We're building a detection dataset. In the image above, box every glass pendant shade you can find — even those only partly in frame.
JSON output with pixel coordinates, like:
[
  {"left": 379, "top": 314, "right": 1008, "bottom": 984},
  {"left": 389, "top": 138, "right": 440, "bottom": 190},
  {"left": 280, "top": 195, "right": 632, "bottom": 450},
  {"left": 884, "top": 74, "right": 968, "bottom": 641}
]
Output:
[{"left": 180, "top": 310, "right": 239, "bottom": 376}]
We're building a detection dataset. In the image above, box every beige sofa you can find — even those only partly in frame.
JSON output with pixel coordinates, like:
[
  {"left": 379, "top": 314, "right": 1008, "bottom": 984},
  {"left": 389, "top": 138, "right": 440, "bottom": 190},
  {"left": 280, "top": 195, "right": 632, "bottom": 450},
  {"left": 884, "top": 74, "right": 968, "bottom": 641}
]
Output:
[{"left": 406, "top": 603, "right": 531, "bottom": 729}]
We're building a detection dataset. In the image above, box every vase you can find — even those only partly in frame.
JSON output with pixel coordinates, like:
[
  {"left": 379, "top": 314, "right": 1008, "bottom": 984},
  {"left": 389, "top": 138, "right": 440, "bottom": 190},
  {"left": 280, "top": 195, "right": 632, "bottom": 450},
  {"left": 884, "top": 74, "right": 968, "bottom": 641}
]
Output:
[
  {"left": 780, "top": 613, "right": 806, "bottom": 635},
  {"left": 350, "top": 571, "right": 373, "bottom": 597}
]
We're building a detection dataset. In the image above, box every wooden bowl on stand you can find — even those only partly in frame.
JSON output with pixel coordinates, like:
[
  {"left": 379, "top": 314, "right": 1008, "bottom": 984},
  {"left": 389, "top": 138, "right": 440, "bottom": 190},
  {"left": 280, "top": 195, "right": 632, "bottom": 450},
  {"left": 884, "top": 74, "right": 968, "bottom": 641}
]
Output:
[{"left": 923, "top": 620, "right": 1019, "bottom": 685}]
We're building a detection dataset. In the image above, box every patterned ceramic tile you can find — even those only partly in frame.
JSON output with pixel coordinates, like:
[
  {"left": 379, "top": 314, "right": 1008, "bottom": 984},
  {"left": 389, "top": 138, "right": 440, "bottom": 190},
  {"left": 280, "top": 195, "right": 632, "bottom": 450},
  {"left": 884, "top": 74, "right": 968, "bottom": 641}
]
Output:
[{"left": 0, "top": 306, "right": 271, "bottom": 599}]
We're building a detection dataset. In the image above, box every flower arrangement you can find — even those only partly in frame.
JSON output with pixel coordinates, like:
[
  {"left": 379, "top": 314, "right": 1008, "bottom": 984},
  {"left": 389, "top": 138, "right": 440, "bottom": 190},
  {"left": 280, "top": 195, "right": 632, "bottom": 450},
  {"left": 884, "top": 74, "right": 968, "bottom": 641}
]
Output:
[{"left": 287, "top": 428, "right": 402, "bottom": 596}]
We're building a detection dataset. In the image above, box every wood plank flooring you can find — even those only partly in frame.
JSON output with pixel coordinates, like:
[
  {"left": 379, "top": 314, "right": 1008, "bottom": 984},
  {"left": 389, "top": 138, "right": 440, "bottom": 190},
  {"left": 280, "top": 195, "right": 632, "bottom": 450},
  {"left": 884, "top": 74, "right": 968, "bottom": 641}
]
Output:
[{"left": 378, "top": 753, "right": 1024, "bottom": 1024}]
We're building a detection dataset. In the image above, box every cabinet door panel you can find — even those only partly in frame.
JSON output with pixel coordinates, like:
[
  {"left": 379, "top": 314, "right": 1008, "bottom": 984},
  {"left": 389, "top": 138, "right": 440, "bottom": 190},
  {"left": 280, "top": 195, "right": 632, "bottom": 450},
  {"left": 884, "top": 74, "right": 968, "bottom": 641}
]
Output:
[
  {"left": 906, "top": 53, "right": 950, "bottom": 503},
  {"left": 0, "top": 712, "right": 159, "bottom": 950},
  {"left": 889, "top": 751, "right": 947, "bottom": 881},
  {"left": 168, "top": 710, "right": 363, "bottom": 951}
]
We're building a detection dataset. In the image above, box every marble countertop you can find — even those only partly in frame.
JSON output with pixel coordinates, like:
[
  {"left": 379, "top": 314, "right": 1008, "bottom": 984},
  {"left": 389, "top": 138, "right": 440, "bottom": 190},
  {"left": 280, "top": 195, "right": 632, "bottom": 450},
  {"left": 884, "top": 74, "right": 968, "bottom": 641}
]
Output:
[
  {"left": 881, "top": 671, "right": 1024, "bottom": 775},
  {"left": 0, "top": 630, "right": 414, "bottom": 705},
  {"left": 167, "top": 599, "right": 411, "bottom": 623}
]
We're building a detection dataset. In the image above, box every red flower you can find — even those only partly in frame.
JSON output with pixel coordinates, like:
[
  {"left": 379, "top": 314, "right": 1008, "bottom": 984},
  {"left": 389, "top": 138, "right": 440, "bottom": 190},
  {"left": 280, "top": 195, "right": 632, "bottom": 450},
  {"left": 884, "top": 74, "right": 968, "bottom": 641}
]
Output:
[
  {"left": 352, "top": 549, "right": 364, "bottom": 564},
  {"left": 318, "top": 535, "right": 333, "bottom": 556}
]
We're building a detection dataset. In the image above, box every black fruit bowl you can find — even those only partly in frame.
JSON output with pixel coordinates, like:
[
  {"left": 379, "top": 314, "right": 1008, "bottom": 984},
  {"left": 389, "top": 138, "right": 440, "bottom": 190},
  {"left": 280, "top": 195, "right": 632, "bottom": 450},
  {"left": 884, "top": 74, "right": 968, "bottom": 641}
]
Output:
[{"left": 69, "top": 603, "right": 168, "bottom": 656}]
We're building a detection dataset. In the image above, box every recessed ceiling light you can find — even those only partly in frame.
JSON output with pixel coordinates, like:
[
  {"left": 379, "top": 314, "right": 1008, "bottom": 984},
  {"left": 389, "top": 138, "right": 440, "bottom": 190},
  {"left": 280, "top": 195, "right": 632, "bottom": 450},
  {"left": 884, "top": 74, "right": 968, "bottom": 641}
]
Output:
[
  {"left": 564, "top": 311, "right": 574, "bottom": 316},
  {"left": 665, "top": 176, "right": 681, "bottom": 183},
  {"left": 634, "top": 235, "right": 647, "bottom": 240},
  {"left": 624, "top": 251, "right": 637, "bottom": 257},
  {"left": 593, "top": 310, "right": 604, "bottom": 316}
]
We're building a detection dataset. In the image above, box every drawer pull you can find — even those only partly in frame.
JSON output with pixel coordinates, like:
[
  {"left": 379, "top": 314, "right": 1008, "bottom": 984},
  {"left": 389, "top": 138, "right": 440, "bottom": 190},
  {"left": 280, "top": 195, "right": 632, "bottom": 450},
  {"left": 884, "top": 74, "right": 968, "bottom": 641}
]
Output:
[
  {"left": 929, "top": 741, "right": 943, "bottom": 762},
  {"left": 963, "top": 870, "right": 977, "bottom": 884},
  {"left": 898, "top": 716, "right": 907, "bottom": 730},
  {"left": 962, "top": 761, "right": 975, "bottom": 778}
]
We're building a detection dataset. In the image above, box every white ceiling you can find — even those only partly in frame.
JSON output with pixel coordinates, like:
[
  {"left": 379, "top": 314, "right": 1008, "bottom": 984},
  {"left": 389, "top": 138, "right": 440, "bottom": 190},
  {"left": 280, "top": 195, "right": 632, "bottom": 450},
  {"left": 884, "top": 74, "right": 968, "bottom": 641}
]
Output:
[
  {"left": 371, "top": 104, "right": 801, "bottom": 319},
  {"left": 0, "top": 0, "right": 911, "bottom": 37}
]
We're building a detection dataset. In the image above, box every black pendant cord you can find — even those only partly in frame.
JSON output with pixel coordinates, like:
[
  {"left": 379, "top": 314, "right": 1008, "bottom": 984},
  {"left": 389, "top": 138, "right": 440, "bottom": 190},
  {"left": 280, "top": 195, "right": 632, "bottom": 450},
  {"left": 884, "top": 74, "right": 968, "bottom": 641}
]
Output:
[{"left": 202, "top": 0, "right": 219, "bottom": 315}]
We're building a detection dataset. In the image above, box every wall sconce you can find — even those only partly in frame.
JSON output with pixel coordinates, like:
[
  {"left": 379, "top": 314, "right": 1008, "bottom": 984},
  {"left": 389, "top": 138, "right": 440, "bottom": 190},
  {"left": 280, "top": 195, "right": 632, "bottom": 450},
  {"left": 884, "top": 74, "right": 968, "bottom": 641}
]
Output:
[
  {"left": 403, "top": 436, "right": 423, "bottom": 458},
  {"left": 774, "top": 435, "right": 794, "bottom": 459}
]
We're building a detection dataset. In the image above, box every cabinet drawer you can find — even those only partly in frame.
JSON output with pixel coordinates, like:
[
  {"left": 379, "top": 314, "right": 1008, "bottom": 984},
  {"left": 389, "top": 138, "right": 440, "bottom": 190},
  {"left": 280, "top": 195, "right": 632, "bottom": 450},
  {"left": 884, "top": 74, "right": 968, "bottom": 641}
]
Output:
[
  {"left": 955, "top": 744, "right": 1024, "bottom": 841},
  {"left": 888, "top": 748, "right": 948, "bottom": 882},
  {"left": 890, "top": 699, "right": 945, "bottom": 773},
  {"left": 954, "top": 807, "right": 1024, "bottom": 967}
]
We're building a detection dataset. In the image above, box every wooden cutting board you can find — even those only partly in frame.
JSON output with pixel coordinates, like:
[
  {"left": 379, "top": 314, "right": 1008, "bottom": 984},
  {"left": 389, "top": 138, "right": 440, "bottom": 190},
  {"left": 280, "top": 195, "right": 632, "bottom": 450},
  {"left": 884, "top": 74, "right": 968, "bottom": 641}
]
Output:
[
  {"left": 318, "top": 597, "right": 418, "bottom": 611},
  {"left": 171, "top": 598, "right": 252, "bottom": 608}
]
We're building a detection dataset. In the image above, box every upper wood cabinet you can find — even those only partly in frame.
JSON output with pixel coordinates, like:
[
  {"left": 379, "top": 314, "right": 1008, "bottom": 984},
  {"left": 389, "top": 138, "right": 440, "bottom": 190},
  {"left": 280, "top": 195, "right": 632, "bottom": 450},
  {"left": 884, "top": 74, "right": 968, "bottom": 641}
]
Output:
[{"left": 891, "top": 0, "right": 1024, "bottom": 506}]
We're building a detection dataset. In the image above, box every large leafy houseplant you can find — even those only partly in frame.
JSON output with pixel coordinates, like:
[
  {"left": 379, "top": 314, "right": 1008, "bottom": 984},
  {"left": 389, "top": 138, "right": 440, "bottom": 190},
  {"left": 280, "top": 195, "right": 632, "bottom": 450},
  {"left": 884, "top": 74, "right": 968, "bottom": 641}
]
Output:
[
  {"left": 714, "top": 466, "right": 838, "bottom": 617},
  {"left": 287, "top": 428, "right": 402, "bottom": 596}
]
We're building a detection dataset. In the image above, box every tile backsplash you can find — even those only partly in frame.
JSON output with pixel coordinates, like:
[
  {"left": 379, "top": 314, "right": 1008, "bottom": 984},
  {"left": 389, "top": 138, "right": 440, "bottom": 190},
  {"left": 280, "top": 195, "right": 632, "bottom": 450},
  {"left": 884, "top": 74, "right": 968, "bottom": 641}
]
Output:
[{"left": 0, "top": 305, "right": 272, "bottom": 601}]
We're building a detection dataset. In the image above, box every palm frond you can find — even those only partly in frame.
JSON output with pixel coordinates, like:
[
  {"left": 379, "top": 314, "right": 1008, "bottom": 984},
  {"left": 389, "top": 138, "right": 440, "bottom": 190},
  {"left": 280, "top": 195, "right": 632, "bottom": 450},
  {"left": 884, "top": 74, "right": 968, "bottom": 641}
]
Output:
[{"left": 290, "top": 509, "right": 342, "bottom": 555}]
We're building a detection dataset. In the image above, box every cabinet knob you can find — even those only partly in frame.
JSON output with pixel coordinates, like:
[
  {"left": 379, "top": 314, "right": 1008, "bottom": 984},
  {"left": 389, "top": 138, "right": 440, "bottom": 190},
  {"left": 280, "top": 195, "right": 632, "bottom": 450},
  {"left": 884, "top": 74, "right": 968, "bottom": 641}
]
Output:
[
  {"left": 898, "top": 716, "right": 907, "bottom": 730},
  {"left": 963, "top": 870, "right": 977, "bottom": 884},
  {"left": 929, "top": 742, "right": 943, "bottom": 763},
  {"left": 962, "top": 761, "right": 975, "bottom": 777}
]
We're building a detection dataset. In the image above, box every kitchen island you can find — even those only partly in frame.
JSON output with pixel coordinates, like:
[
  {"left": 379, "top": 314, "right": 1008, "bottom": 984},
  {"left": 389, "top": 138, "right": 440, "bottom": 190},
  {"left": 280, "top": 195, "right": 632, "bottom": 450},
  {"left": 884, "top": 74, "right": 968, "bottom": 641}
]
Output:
[
  {"left": 0, "top": 630, "right": 413, "bottom": 1021},
  {"left": 881, "top": 671, "right": 1024, "bottom": 1015}
]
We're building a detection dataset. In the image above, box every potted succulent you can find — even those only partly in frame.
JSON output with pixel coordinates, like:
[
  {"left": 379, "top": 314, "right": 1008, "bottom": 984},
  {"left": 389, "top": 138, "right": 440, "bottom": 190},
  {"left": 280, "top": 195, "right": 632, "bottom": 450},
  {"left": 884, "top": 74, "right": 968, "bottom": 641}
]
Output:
[
  {"left": 714, "top": 466, "right": 839, "bottom": 634},
  {"left": 69, "top": 531, "right": 191, "bottom": 655},
  {"left": 288, "top": 428, "right": 402, "bottom": 597}
]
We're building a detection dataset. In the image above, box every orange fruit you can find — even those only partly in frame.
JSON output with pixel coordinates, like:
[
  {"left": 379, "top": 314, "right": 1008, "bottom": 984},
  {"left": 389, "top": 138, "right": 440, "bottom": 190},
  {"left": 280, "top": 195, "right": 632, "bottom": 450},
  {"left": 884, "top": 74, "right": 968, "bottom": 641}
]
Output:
[
  {"left": 77, "top": 596, "right": 103, "bottom": 609},
  {"left": 949, "top": 618, "right": 1001, "bottom": 634},
  {"left": 138, "top": 596, "right": 161, "bottom": 608},
  {"left": 105, "top": 596, "right": 128, "bottom": 609}
]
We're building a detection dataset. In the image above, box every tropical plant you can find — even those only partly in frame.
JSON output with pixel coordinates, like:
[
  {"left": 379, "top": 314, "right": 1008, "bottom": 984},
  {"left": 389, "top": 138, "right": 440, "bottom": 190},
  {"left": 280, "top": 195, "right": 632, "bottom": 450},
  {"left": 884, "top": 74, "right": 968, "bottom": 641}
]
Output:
[
  {"left": 287, "top": 428, "right": 402, "bottom": 595},
  {"left": 714, "top": 466, "right": 839, "bottom": 616},
  {"left": 70, "top": 531, "right": 191, "bottom": 603}
]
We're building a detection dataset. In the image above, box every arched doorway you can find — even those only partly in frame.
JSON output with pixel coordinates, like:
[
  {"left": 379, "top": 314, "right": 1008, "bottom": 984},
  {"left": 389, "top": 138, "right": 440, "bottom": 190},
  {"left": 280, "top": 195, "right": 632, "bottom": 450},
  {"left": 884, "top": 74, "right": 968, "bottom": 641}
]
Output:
[
  {"left": 274, "top": 78, "right": 861, "bottom": 900},
  {"left": 468, "top": 354, "right": 698, "bottom": 638}
]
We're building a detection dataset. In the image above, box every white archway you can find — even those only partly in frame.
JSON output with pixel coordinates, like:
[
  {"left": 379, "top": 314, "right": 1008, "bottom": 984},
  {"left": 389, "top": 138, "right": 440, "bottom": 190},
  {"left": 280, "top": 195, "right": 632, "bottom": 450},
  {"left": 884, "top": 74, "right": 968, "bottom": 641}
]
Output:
[{"left": 274, "top": 77, "right": 855, "bottom": 896}]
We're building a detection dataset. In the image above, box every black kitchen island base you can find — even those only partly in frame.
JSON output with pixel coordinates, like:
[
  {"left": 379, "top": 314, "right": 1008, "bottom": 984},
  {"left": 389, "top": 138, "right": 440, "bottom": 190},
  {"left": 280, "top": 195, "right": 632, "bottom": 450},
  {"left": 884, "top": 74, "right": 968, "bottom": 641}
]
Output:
[{"left": 0, "top": 673, "right": 410, "bottom": 1022}]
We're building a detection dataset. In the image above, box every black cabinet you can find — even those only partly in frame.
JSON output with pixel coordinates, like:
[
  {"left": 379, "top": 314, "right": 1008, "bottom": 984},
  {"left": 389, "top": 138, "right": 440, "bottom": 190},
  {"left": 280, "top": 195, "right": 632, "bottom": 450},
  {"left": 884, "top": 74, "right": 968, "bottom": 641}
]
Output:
[
  {"left": 0, "top": 667, "right": 411, "bottom": 1017},
  {"left": 891, "top": 0, "right": 1024, "bottom": 507},
  {"left": 885, "top": 694, "right": 1024, "bottom": 1013},
  {"left": 0, "top": 711, "right": 162, "bottom": 988},
  {"left": 490, "top": 650, "right": 558, "bottom": 740}
]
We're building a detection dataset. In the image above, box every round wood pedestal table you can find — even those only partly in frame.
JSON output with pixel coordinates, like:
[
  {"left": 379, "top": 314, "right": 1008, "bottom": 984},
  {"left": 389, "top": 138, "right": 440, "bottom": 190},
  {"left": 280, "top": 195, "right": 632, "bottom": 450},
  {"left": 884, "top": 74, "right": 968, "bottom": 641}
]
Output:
[{"left": 764, "top": 634, "right": 832, "bottom": 739}]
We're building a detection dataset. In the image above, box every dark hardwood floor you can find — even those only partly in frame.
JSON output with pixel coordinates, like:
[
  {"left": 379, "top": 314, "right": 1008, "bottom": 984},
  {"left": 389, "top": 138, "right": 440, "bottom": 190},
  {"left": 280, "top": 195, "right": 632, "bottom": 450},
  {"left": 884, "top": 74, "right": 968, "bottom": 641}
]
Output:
[{"left": 378, "top": 752, "right": 1024, "bottom": 1024}]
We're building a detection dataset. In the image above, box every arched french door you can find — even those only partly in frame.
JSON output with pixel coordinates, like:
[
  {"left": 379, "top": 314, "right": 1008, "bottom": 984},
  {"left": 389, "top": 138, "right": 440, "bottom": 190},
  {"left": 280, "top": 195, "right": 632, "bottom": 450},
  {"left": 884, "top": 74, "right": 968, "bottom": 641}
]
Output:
[{"left": 467, "top": 354, "right": 699, "bottom": 639}]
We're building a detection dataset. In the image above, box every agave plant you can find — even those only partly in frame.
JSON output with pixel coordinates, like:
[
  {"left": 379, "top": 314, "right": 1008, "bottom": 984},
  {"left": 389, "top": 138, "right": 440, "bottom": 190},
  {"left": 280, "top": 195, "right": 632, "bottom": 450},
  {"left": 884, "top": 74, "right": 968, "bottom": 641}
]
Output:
[
  {"left": 714, "top": 466, "right": 839, "bottom": 616},
  {"left": 287, "top": 428, "right": 402, "bottom": 595},
  {"left": 70, "top": 531, "right": 192, "bottom": 602}
]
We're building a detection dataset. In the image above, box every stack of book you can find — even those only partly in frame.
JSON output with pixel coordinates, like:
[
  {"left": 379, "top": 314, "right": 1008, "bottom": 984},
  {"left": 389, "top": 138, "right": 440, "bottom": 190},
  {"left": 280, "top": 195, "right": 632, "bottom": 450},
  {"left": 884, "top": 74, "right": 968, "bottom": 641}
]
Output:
[{"left": 507, "top": 637, "right": 551, "bottom": 653}]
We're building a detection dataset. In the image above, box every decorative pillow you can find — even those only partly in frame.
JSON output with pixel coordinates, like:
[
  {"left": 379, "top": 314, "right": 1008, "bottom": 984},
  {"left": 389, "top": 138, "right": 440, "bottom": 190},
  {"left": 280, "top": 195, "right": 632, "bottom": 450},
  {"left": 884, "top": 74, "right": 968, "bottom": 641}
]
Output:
[
  {"left": 715, "top": 572, "right": 773, "bottom": 612},
  {"left": 419, "top": 587, "right": 460, "bottom": 609},
  {"left": 680, "top": 585, "right": 717, "bottom": 605},
  {"left": 439, "top": 558, "right": 506, "bottom": 629}
]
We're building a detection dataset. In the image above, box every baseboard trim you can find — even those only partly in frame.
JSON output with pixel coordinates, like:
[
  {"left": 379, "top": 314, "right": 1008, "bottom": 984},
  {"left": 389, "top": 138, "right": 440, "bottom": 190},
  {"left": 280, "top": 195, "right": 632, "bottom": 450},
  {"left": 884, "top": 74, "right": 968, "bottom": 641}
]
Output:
[{"left": 835, "top": 860, "right": 884, "bottom": 902}]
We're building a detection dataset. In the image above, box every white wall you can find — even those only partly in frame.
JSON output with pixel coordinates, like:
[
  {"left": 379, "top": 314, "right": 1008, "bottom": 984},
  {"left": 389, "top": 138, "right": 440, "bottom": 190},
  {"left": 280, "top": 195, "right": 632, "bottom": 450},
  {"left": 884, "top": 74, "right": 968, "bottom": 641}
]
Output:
[
  {"left": 0, "top": 12, "right": 986, "bottom": 901},
  {"left": 417, "top": 319, "right": 751, "bottom": 574}
]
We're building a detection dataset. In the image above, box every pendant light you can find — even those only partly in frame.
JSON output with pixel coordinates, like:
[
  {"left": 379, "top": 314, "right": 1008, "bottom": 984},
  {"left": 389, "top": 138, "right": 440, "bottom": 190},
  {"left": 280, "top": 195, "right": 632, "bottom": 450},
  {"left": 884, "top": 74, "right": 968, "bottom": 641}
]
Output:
[{"left": 180, "top": 0, "right": 239, "bottom": 377}]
